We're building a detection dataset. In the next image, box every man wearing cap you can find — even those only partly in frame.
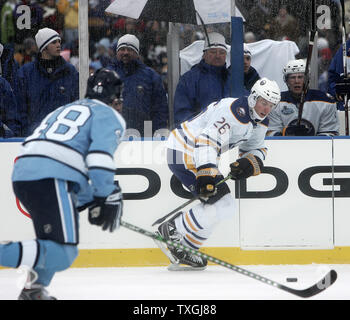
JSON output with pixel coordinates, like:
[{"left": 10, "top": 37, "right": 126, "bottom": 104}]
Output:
[
  {"left": 15, "top": 27, "right": 79, "bottom": 136},
  {"left": 173, "top": 32, "right": 231, "bottom": 125},
  {"left": 243, "top": 44, "right": 260, "bottom": 92},
  {"left": 107, "top": 34, "right": 168, "bottom": 136}
]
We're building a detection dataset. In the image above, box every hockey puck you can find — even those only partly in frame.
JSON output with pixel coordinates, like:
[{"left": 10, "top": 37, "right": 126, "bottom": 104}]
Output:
[{"left": 286, "top": 277, "right": 298, "bottom": 282}]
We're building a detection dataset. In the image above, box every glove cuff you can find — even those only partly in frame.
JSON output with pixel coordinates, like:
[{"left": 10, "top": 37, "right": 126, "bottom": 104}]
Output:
[
  {"left": 243, "top": 154, "right": 262, "bottom": 176},
  {"left": 196, "top": 167, "right": 219, "bottom": 179},
  {"left": 196, "top": 164, "right": 218, "bottom": 178}
]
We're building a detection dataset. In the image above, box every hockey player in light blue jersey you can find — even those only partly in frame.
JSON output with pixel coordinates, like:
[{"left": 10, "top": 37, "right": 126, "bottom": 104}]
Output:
[{"left": 0, "top": 68, "right": 126, "bottom": 300}]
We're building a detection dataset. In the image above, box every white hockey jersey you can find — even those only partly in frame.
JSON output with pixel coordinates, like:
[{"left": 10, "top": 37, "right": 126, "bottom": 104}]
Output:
[
  {"left": 167, "top": 96, "right": 268, "bottom": 169},
  {"left": 267, "top": 90, "right": 339, "bottom": 136}
]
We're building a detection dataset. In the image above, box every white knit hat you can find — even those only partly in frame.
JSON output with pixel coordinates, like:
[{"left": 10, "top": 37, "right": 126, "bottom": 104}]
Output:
[
  {"left": 117, "top": 34, "right": 139, "bottom": 54},
  {"left": 203, "top": 32, "right": 228, "bottom": 52},
  {"left": 243, "top": 44, "right": 252, "bottom": 57},
  {"left": 35, "top": 28, "right": 61, "bottom": 52}
]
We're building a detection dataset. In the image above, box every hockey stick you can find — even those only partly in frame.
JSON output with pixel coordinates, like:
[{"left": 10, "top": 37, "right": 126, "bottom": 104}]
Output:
[
  {"left": 121, "top": 220, "right": 337, "bottom": 298},
  {"left": 151, "top": 174, "right": 232, "bottom": 226},
  {"left": 340, "top": 0, "right": 349, "bottom": 135},
  {"left": 297, "top": 0, "right": 317, "bottom": 126}
]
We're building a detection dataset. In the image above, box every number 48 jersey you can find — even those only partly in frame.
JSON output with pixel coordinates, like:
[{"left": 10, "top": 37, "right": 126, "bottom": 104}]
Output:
[{"left": 12, "top": 98, "right": 126, "bottom": 205}]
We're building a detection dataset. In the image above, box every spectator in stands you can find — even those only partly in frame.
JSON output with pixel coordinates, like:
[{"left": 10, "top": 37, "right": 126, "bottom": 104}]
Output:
[
  {"left": 1, "top": 0, "right": 16, "bottom": 44},
  {"left": 57, "top": 0, "right": 78, "bottom": 46},
  {"left": 244, "top": 32, "right": 257, "bottom": 43},
  {"left": 107, "top": 34, "right": 168, "bottom": 136},
  {"left": 318, "top": 47, "right": 332, "bottom": 94},
  {"left": 328, "top": 38, "right": 350, "bottom": 110},
  {"left": 267, "top": 59, "right": 339, "bottom": 136},
  {"left": 16, "top": 27, "right": 79, "bottom": 136},
  {"left": 0, "top": 42, "right": 19, "bottom": 89},
  {"left": 39, "top": 0, "right": 65, "bottom": 34},
  {"left": 0, "top": 75, "right": 20, "bottom": 137},
  {"left": 242, "top": 0, "right": 276, "bottom": 41},
  {"left": 17, "top": 38, "right": 38, "bottom": 66},
  {"left": 173, "top": 32, "right": 230, "bottom": 126},
  {"left": 93, "top": 37, "right": 112, "bottom": 68},
  {"left": 243, "top": 44, "right": 260, "bottom": 92},
  {"left": 269, "top": 5, "right": 299, "bottom": 42}
]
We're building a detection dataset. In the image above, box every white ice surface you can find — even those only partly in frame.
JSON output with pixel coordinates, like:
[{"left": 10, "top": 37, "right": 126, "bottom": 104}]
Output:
[{"left": 0, "top": 264, "right": 349, "bottom": 300}]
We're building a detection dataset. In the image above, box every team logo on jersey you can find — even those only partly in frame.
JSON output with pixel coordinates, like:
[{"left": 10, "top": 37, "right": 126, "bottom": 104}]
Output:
[
  {"left": 43, "top": 224, "right": 52, "bottom": 234},
  {"left": 115, "top": 129, "right": 122, "bottom": 139},
  {"left": 281, "top": 106, "right": 294, "bottom": 115},
  {"left": 236, "top": 107, "right": 246, "bottom": 117}
]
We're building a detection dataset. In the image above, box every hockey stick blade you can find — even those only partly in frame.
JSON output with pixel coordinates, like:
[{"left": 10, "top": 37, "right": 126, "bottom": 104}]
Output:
[
  {"left": 121, "top": 220, "right": 337, "bottom": 298},
  {"left": 151, "top": 174, "right": 232, "bottom": 226},
  {"left": 277, "top": 270, "right": 337, "bottom": 298}
]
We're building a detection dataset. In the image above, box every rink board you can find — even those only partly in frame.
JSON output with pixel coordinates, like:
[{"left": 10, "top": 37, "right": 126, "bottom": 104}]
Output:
[{"left": 0, "top": 137, "right": 350, "bottom": 266}]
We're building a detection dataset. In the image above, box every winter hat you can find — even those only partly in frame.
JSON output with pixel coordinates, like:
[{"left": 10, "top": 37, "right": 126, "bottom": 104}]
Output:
[
  {"left": 35, "top": 28, "right": 61, "bottom": 52},
  {"left": 203, "top": 32, "right": 228, "bottom": 52},
  {"left": 96, "top": 38, "right": 111, "bottom": 50},
  {"left": 317, "top": 37, "right": 329, "bottom": 51},
  {"left": 117, "top": 34, "right": 139, "bottom": 54},
  {"left": 243, "top": 44, "right": 252, "bottom": 57}
]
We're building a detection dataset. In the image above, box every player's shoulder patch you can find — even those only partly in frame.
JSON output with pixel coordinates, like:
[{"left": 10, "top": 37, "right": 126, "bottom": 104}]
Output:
[
  {"left": 279, "top": 91, "right": 293, "bottom": 103},
  {"left": 307, "top": 89, "right": 336, "bottom": 103},
  {"left": 230, "top": 97, "right": 250, "bottom": 124}
]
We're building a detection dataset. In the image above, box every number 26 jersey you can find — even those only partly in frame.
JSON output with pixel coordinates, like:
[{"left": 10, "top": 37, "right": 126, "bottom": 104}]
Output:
[{"left": 167, "top": 96, "right": 269, "bottom": 169}]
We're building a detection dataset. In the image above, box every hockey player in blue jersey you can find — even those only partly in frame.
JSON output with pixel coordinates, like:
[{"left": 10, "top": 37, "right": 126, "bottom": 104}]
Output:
[{"left": 0, "top": 68, "right": 126, "bottom": 300}]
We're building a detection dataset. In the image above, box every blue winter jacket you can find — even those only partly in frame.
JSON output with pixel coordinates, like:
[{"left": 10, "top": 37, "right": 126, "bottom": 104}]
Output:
[
  {"left": 16, "top": 55, "right": 79, "bottom": 136},
  {"left": 107, "top": 59, "right": 168, "bottom": 134},
  {"left": 174, "top": 59, "right": 231, "bottom": 126},
  {"left": 244, "top": 66, "right": 260, "bottom": 91},
  {"left": 0, "top": 76, "right": 20, "bottom": 137},
  {"left": 0, "top": 44, "right": 19, "bottom": 90},
  {"left": 328, "top": 39, "right": 350, "bottom": 110}
]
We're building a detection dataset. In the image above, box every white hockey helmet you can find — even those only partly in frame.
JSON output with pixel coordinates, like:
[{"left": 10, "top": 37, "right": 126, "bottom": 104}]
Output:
[
  {"left": 248, "top": 78, "right": 281, "bottom": 121},
  {"left": 283, "top": 59, "right": 306, "bottom": 82}
]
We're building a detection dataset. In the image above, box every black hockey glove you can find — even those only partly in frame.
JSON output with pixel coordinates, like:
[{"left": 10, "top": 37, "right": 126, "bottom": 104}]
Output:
[
  {"left": 283, "top": 119, "right": 315, "bottom": 136},
  {"left": 335, "top": 76, "right": 350, "bottom": 101},
  {"left": 88, "top": 182, "right": 123, "bottom": 232},
  {"left": 284, "top": 124, "right": 311, "bottom": 136},
  {"left": 230, "top": 154, "right": 263, "bottom": 180},
  {"left": 196, "top": 166, "right": 218, "bottom": 202}
]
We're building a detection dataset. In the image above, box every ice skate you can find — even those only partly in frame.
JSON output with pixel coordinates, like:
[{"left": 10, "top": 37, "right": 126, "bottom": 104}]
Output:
[
  {"left": 156, "top": 215, "right": 207, "bottom": 271},
  {"left": 18, "top": 268, "right": 56, "bottom": 300}
]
